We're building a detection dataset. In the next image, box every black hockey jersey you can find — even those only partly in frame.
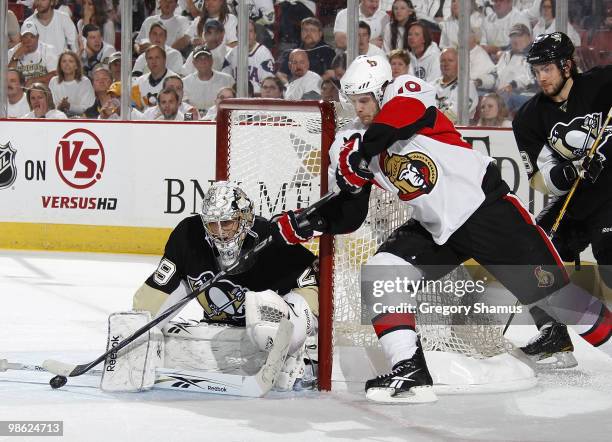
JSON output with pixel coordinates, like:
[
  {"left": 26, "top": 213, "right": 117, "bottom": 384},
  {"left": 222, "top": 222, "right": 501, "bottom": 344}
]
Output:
[
  {"left": 145, "top": 215, "right": 317, "bottom": 326},
  {"left": 512, "top": 65, "right": 612, "bottom": 218}
]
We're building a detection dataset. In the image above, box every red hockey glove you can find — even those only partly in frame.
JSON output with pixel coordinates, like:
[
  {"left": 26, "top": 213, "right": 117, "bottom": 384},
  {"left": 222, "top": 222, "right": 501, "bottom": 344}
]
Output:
[
  {"left": 271, "top": 210, "right": 314, "bottom": 245},
  {"left": 336, "top": 137, "right": 374, "bottom": 193}
]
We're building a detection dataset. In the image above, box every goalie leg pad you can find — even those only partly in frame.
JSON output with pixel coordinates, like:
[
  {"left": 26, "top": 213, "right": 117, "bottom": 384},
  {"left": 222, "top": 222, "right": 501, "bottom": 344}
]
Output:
[
  {"left": 245, "top": 290, "right": 290, "bottom": 352},
  {"left": 101, "top": 311, "right": 164, "bottom": 392}
]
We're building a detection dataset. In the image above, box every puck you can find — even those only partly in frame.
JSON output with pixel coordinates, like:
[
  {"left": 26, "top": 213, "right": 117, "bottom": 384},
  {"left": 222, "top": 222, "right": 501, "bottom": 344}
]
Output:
[{"left": 50, "top": 375, "right": 68, "bottom": 389}]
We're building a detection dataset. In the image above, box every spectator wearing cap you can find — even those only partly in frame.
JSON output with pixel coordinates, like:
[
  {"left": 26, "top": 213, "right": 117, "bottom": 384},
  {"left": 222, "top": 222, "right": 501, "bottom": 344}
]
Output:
[
  {"left": 532, "top": 0, "right": 581, "bottom": 47},
  {"left": 335, "top": 0, "right": 390, "bottom": 50},
  {"left": 23, "top": 0, "right": 79, "bottom": 53},
  {"left": 100, "top": 82, "right": 143, "bottom": 120},
  {"left": 81, "top": 24, "right": 116, "bottom": 79},
  {"left": 133, "top": 22, "right": 184, "bottom": 77},
  {"left": 480, "top": 0, "right": 531, "bottom": 59},
  {"left": 222, "top": 20, "right": 275, "bottom": 95},
  {"left": 432, "top": 48, "right": 479, "bottom": 123},
  {"left": 6, "top": 69, "right": 30, "bottom": 118},
  {"left": 8, "top": 22, "right": 59, "bottom": 87},
  {"left": 182, "top": 20, "right": 229, "bottom": 75},
  {"left": 132, "top": 45, "right": 179, "bottom": 110},
  {"left": 107, "top": 52, "right": 121, "bottom": 82},
  {"left": 24, "top": 82, "right": 68, "bottom": 119},
  {"left": 277, "top": 18, "right": 336, "bottom": 84},
  {"left": 135, "top": 0, "right": 190, "bottom": 54},
  {"left": 188, "top": 0, "right": 238, "bottom": 48},
  {"left": 84, "top": 65, "right": 114, "bottom": 118},
  {"left": 183, "top": 47, "right": 234, "bottom": 113},
  {"left": 284, "top": 49, "right": 321, "bottom": 100},
  {"left": 495, "top": 23, "right": 537, "bottom": 114}
]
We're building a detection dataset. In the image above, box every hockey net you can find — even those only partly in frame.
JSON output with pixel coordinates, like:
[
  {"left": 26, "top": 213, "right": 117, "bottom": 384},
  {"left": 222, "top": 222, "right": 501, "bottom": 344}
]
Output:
[{"left": 216, "top": 99, "right": 535, "bottom": 393}]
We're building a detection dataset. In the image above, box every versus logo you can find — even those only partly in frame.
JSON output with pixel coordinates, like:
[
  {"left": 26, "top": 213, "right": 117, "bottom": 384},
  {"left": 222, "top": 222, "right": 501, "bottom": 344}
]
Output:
[
  {"left": 55, "top": 128, "right": 105, "bottom": 189},
  {"left": 0, "top": 142, "right": 17, "bottom": 190}
]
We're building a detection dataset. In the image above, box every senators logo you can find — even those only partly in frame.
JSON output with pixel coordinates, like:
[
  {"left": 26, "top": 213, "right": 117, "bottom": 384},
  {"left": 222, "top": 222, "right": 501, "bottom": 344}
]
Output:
[{"left": 382, "top": 151, "right": 438, "bottom": 201}]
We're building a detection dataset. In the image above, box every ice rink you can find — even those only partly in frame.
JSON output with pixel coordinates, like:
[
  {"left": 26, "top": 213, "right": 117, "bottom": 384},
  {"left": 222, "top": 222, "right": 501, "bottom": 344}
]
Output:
[{"left": 1, "top": 250, "right": 612, "bottom": 442}]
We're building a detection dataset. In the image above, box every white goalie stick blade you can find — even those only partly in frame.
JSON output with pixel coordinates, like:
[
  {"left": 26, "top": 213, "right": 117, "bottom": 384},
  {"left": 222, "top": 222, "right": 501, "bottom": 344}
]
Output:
[
  {"left": 365, "top": 386, "right": 438, "bottom": 404},
  {"left": 154, "top": 319, "right": 293, "bottom": 397}
]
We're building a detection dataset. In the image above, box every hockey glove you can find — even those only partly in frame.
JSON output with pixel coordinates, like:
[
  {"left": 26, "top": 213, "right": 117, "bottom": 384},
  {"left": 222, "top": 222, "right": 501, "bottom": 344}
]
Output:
[
  {"left": 578, "top": 154, "right": 604, "bottom": 183},
  {"left": 271, "top": 210, "right": 314, "bottom": 245},
  {"left": 336, "top": 137, "right": 374, "bottom": 194}
]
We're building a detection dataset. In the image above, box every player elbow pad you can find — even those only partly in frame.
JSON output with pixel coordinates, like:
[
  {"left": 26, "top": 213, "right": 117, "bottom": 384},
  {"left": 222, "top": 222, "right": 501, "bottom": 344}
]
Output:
[{"left": 549, "top": 160, "right": 577, "bottom": 193}]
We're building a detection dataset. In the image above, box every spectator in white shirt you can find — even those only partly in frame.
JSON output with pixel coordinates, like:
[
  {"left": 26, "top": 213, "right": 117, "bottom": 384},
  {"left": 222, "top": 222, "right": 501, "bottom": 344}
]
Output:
[
  {"left": 183, "top": 20, "right": 229, "bottom": 75},
  {"left": 411, "top": 0, "right": 441, "bottom": 29},
  {"left": 132, "top": 45, "right": 179, "bottom": 110},
  {"left": 476, "top": 92, "right": 512, "bottom": 127},
  {"left": 189, "top": 0, "right": 238, "bottom": 48},
  {"left": 259, "top": 76, "right": 285, "bottom": 99},
  {"left": 24, "top": 0, "right": 78, "bottom": 52},
  {"left": 24, "top": 82, "right": 68, "bottom": 119},
  {"left": 480, "top": 0, "right": 531, "bottom": 59},
  {"left": 155, "top": 88, "right": 185, "bottom": 121},
  {"left": 433, "top": 48, "right": 479, "bottom": 122},
  {"left": 49, "top": 51, "right": 96, "bottom": 117},
  {"left": 469, "top": 28, "right": 497, "bottom": 92},
  {"left": 495, "top": 23, "right": 536, "bottom": 114},
  {"left": 284, "top": 49, "right": 321, "bottom": 100},
  {"left": 133, "top": 22, "right": 184, "bottom": 77},
  {"left": 532, "top": 0, "right": 581, "bottom": 47},
  {"left": 334, "top": 0, "right": 390, "bottom": 50},
  {"left": 77, "top": 0, "right": 115, "bottom": 46},
  {"left": 202, "top": 86, "right": 235, "bottom": 121},
  {"left": 359, "top": 22, "right": 387, "bottom": 56},
  {"left": 7, "top": 9, "right": 21, "bottom": 49},
  {"left": 81, "top": 24, "right": 116, "bottom": 79},
  {"left": 388, "top": 49, "right": 411, "bottom": 78},
  {"left": 136, "top": 0, "right": 191, "bottom": 54},
  {"left": 6, "top": 69, "right": 30, "bottom": 118},
  {"left": 183, "top": 47, "right": 234, "bottom": 112},
  {"left": 439, "top": 0, "right": 484, "bottom": 49},
  {"left": 406, "top": 21, "right": 441, "bottom": 83},
  {"left": 8, "top": 22, "right": 58, "bottom": 87},
  {"left": 383, "top": 0, "right": 418, "bottom": 52}
]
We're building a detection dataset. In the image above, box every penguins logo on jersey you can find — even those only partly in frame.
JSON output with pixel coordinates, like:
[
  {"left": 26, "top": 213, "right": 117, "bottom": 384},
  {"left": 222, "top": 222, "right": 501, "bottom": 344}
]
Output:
[
  {"left": 548, "top": 113, "right": 612, "bottom": 160},
  {"left": 188, "top": 272, "right": 247, "bottom": 324},
  {"left": 383, "top": 152, "right": 438, "bottom": 201},
  {"left": 0, "top": 142, "right": 17, "bottom": 190},
  {"left": 534, "top": 266, "right": 555, "bottom": 288}
]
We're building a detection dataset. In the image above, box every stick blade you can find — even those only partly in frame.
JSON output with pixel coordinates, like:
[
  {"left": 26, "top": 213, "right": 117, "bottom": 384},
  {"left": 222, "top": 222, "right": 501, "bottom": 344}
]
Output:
[{"left": 42, "top": 359, "right": 76, "bottom": 377}]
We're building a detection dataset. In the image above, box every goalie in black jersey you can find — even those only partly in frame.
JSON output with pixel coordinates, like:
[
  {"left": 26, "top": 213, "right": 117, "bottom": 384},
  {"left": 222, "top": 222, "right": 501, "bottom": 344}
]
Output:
[
  {"left": 513, "top": 32, "right": 612, "bottom": 366},
  {"left": 132, "top": 181, "right": 319, "bottom": 390}
]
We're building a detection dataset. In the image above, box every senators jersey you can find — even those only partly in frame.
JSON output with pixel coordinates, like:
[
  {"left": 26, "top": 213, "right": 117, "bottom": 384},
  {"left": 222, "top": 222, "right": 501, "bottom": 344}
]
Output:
[
  {"left": 513, "top": 66, "right": 612, "bottom": 218},
  {"left": 146, "top": 215, "right": 317, "bottom": 326}
]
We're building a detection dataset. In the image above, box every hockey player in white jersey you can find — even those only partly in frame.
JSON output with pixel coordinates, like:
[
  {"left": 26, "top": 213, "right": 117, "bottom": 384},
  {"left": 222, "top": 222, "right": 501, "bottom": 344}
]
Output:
[{"left": 271, "top": 55, "right": 612, "bottom": 404}]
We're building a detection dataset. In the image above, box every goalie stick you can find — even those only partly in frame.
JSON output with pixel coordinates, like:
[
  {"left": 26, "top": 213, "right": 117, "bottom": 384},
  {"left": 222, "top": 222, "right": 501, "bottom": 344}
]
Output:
[
  {"left": 3, "top": 320, "right": 293, "bottom": 397},
  {"left": 42, "top": 190, "right": 338, "bottom": 388}
]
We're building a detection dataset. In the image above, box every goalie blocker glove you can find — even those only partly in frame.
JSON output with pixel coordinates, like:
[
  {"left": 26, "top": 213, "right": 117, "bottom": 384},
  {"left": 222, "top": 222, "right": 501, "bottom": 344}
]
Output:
[{"left": 336, "top": 136, "right": 374, "bottom": 194}]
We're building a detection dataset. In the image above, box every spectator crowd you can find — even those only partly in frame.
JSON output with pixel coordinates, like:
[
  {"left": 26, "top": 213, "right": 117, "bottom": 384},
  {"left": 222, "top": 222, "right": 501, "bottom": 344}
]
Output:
[{"left": 4, "top": 0, "right": 611, "bottom": 124}]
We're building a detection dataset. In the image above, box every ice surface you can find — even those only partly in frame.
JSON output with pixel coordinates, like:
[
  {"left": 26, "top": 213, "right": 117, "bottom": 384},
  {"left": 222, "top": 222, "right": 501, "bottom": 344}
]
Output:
[{"left": 1, "top": 250, "right": 612, "bottom": 442}]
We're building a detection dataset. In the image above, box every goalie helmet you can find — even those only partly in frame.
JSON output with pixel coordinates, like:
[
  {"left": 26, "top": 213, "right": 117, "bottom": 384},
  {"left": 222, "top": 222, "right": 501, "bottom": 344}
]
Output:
[
  {"left": 340, "top": 54, "right": 393, "bottom": 107},
  {"left": 201, "top": 181, "right": 254, "bottom": 269}
]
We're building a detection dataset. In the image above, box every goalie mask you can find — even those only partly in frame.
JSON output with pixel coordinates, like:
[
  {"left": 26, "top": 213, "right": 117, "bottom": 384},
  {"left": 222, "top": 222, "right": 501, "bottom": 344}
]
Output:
[{"left": 201, "top": 182, "right": 255, "bottom": 269}]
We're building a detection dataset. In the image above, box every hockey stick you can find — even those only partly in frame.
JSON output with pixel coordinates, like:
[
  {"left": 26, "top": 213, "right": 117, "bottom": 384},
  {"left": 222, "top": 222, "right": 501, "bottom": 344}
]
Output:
[
  {"left": 42, "top": 191, "right": 338, "bottom": 388},
  {"left": 5, "top": 320, "right": 294, "bottom": 398},
  {"left": 550, "top": 106, "right": 612, "bottom": 236}
]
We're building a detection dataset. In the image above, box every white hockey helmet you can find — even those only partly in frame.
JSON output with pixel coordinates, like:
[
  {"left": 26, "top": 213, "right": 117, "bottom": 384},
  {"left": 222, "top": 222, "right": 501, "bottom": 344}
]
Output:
[
  {"left": 340, "top": 54, "right": 393, "bottom": 107},
  {"left": 201, "top": 181, "right": 254, "bottom": 269}
]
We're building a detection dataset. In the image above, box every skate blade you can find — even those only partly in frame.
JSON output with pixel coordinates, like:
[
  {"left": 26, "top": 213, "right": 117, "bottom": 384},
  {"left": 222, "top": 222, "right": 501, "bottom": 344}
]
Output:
[
  {"left": 531, "top": 351, "right": 578, "bottom": 370},
  {"left": 366, "top": 386, "right": 438, "bottom": 404}
]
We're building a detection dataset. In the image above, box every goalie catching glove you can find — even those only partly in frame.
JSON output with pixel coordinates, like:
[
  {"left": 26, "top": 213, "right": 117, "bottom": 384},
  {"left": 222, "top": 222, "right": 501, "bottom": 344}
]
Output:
[
  {"left": 336, "top": 135, "right": 374, "bottom": 194},
  {"left": 245, "top": 290, "right": 318, "bottom": 390}
]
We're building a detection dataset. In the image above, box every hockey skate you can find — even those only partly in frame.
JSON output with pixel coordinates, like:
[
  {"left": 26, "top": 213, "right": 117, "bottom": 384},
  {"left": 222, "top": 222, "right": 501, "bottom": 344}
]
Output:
[
  {"left": 521, "top": 322, "right": 578, "bottom": 369},
  {"left": 365, "top": 343, "right": 437, "bottom": 404}
]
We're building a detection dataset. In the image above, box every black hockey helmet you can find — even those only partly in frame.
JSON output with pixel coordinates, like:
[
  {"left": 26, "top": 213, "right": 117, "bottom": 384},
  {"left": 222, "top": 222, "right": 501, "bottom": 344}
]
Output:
[{"left": 527, "top": 32, "right": 575, "bottom": 65}]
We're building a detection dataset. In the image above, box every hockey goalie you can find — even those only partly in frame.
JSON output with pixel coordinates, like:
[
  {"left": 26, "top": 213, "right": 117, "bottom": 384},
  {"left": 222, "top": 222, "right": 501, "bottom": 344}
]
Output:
[{"left": 100, "top": 181, "right": 319, "bottom": 396}]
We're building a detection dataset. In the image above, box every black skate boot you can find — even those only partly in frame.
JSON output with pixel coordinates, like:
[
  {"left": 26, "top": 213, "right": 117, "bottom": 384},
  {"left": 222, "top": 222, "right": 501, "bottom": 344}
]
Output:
[
  {"left": 521, "top": 322, "right": 578, "bottom": 369},
  {"left": 365, "top": 343, "right": 437, "bottom": 403}
]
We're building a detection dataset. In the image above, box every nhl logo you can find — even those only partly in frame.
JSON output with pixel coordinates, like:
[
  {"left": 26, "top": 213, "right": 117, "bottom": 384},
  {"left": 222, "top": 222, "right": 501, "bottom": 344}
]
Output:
[{"left": 0, "top": 142, "right": 17, "bottom": 190}]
